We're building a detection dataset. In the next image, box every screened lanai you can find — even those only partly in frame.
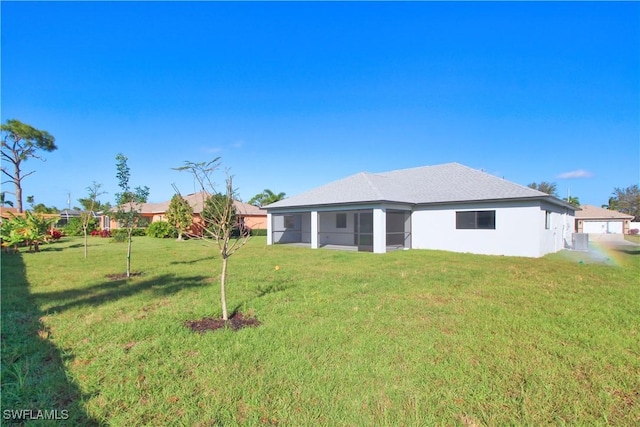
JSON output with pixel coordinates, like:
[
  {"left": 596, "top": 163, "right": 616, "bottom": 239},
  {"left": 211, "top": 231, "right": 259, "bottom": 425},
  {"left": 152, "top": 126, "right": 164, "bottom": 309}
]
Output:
[{"left": 269, "top": 208, "right": 411, "bottom": 253}]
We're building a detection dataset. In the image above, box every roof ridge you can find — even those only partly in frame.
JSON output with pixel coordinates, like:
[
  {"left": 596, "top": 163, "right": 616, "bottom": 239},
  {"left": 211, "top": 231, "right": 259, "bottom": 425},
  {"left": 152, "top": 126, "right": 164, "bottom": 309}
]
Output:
[{"left": 360, "top": 172, "right": 386, "bottom": 200}]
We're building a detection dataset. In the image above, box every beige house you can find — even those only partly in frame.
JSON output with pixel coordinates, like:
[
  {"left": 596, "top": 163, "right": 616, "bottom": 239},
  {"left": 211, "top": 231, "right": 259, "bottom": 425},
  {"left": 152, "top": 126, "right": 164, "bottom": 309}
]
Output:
[
  {"left": 574, "top": 205, "right": 634, "bottom": 234},
  {"left": 105, "top": 192, "right": 266, "bottom": 234}
]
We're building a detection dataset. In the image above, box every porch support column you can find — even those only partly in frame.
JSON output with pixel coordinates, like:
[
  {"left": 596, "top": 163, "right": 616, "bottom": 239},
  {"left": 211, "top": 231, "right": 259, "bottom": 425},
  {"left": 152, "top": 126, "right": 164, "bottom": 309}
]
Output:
[
  {"left": 310, "top": 211, "right": 319, "bottom": 249},
  {"left": 373, "top": 207, "right": 387, "bottom": 254},
  {"left": 266, "top": 213, "right": 273, "bottom": 245}
]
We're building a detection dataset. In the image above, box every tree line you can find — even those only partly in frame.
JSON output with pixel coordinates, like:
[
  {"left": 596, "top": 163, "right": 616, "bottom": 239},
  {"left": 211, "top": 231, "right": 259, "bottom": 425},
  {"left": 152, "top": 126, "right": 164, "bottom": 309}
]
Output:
[{"left": 528, "top": 181, "right": 639, "bottom": 220}]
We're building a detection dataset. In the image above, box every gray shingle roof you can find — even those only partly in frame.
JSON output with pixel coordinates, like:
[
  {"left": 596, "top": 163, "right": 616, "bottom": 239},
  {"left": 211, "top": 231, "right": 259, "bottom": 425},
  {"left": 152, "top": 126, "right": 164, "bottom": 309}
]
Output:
[{"left": 266, "top": 162, "right": 574, "bottom": 210}]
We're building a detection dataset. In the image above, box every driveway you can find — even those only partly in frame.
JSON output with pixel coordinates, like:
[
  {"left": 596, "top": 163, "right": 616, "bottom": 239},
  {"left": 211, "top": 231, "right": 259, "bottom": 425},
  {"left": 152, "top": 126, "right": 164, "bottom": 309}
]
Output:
[{"left": 588, "top": 233, "right": 639, "bottom": 246}]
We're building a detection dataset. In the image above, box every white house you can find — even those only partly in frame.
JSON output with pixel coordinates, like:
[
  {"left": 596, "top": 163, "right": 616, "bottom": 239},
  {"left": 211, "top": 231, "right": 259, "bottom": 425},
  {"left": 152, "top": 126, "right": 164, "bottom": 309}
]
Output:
[{"left": 265, "top": 163, "right": 577, "bottom": 257}]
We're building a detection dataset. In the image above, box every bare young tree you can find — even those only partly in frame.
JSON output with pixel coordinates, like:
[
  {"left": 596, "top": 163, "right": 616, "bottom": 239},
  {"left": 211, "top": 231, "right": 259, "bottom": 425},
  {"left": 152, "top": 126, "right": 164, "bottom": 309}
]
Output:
[
  {"left": 79, "top": 181, "right": 106, "bottom": 258},
  {"left": 173, "top": 158, "right": 251, "bottom": 321}
]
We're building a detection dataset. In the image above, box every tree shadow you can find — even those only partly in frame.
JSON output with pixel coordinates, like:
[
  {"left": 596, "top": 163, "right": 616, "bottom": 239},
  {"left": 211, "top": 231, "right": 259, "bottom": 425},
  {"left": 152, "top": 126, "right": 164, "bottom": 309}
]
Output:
[
  {"left": 36, "top": 274, "right": 209, "bottom": 314},
  {"left": 169, "top": 257, "right": 211, "bottom": 266},
  {"left": 1, "top": 253, "right": 104, "bottom": 426}
]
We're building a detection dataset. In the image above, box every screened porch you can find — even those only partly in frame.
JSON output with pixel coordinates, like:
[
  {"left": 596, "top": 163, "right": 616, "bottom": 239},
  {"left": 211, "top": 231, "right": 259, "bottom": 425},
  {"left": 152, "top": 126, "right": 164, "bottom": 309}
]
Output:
[{"left": 269, "top": 209, "right": 411, "bottom": 253}]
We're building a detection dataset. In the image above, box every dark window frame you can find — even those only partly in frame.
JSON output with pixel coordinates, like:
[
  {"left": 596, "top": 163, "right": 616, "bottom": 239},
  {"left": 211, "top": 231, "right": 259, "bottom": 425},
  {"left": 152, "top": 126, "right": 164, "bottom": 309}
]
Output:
[
  {"left": 456, "top": 210, "right": 496, "bottom": 230},
  {"left": 336, "top": 213, "right": 347, "bottom": 229},
  {"left": 545, "top": 211, "right": 552, "bottom": 229}
]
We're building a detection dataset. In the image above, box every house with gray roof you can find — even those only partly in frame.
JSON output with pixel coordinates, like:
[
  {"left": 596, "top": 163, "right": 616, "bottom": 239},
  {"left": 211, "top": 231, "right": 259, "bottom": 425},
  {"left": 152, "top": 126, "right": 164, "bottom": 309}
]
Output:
[{"left": 265, "top": 163, "right": 577, "bottom": 257}]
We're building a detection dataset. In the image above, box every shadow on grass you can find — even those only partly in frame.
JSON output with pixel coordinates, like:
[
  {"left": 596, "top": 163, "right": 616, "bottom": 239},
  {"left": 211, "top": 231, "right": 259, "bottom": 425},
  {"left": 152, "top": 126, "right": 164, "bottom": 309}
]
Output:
[
  {"left": 1, "top": 253, "right": 103, "bottom": 426},
  {"left": 612, "top": 247, "right": 640, "bottom": 256},
  {"left": 169, "top": 257, "right": 211, "bottom": 266},
  {"left": 34, "top": 274, "right": 209, "bottom": 314}
]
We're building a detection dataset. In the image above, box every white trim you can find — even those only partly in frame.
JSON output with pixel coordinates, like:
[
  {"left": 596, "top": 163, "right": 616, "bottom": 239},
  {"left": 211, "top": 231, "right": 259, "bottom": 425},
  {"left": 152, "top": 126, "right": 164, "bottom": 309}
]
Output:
[
  {"left": 311, "top": 211, "right": 319, "bottom": 249},
  {"left": 373, "top": 208, "right": 387, "bottom": 253}
]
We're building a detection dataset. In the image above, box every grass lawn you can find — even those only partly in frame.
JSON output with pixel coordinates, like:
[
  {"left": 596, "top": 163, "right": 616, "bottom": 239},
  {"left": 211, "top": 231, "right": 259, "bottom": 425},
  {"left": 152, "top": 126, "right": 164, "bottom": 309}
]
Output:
[
  {"left": 625, "top": 234, "right": 640, "bottom": 244},
  {"left": 2, "top": 236, "right": 639, "bottom": 426}
]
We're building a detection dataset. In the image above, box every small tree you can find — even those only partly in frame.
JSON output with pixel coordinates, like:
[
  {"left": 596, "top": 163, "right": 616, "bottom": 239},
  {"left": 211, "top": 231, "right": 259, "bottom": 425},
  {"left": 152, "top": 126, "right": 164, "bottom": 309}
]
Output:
[
  {"left": 79, "top": 182, "right": 106, "bottom": 258},
  {"left": 1, "top": 119, "right": 58, "bottom": 213},
  {"left": 114, "top": 154, "right": 149, "bottom": 278},
  {"left": 3, "top": 211, "right": 58, "bottom": 252},
  {"left": 173, "top": 158, "right": 250, "bottom": 321},
  {"left": 166, "top": 190, "right": 193, "bottom": 240},
  {"left": 32, "top": 203, "right": 59, "bottom": 214},
  {"left": 1, "top": 216, "right": 24, "bottom": 253}
]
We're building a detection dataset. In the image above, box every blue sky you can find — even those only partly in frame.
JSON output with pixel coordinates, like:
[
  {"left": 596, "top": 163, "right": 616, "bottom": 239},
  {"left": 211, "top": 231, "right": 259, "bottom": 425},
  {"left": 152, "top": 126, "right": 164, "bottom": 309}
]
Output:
[{"left": 2, "top": 1, "right": 638, "bottom": 209}]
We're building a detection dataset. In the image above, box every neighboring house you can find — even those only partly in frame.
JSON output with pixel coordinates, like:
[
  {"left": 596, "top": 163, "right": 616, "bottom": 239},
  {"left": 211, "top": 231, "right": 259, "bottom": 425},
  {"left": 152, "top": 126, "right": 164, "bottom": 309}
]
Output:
[
  {"left": 106, "top": 192, "right": 266, "bottom": 233},
  {"left": 0, "top": 207, "right": 19, "bottom": 221},
  {"left": 574, "top": 205, "right": 634, "bottom": 234},
  {"left": 265, "top": 163, "right": 577, "bottom": 257}
]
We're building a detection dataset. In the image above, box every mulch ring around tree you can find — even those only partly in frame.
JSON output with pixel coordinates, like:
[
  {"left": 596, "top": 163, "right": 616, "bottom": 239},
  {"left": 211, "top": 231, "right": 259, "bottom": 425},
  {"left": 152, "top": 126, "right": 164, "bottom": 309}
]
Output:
[{"left": 185, "top": 312, "right": 261, "bottom": 333}]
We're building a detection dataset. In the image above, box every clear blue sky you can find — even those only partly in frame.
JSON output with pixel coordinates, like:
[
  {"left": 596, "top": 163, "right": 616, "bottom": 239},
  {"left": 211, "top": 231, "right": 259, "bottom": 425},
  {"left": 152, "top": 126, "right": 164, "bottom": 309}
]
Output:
[{"left": 2, "top": 1, "right": 638, "bottom": 209}]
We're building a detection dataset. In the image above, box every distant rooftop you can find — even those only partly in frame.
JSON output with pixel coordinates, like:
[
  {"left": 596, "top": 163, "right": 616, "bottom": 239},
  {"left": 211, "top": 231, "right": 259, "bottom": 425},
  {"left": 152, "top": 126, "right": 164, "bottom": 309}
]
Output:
[{"left": 574, "top": 204, "right": 634, "bottom": 220}]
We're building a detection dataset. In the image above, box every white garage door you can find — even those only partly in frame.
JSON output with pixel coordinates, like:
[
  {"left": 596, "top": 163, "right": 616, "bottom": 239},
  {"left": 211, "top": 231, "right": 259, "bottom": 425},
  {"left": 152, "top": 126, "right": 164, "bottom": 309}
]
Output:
[{"left": 583, "top": 221, "right": 623, "bottom": 234}]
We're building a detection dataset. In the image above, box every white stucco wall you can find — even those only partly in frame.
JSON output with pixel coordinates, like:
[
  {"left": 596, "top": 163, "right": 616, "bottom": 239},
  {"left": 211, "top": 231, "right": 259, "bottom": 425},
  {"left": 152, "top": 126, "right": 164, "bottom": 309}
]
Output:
[
  {"left": 411, "top": 200, "right": 573, "bottom": 257},
  {"left": 539, "top": 201, "right": 574, "bottom": 255}
]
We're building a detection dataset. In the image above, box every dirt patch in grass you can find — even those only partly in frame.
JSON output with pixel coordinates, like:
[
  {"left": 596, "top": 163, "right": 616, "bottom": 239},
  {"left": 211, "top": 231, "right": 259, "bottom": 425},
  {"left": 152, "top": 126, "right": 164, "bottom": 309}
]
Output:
[{"left": 185, "top": 312, "right": 260, "bottom": 333}]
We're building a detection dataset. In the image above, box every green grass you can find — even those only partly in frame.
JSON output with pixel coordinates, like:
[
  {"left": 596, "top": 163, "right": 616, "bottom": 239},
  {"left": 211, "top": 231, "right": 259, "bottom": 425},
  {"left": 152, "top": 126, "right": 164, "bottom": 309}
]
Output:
[
  {"left": 2, "top": 236, "right": 639, "bottom": 426},
  {"left": 625, "top": 234, "right": 640, "bottom": 244}
]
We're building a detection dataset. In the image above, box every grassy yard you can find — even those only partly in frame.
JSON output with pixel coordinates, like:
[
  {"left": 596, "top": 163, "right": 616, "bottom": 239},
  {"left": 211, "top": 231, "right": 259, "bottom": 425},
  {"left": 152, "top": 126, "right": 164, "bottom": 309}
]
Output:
[
  {"left": 2, "top": 236, "right": 639, "bottom": 426},
  {"left": 625, "top": 234, "right": 640, "bottom": 244}
]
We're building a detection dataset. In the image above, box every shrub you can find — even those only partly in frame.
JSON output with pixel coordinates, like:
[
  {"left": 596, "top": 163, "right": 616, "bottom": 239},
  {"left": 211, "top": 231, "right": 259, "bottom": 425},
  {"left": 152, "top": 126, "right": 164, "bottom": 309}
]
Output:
[
  {"left": 62, "top": 217, "right": 98, "bottom": 236},
  {"left": 629, "top": 228, "right": 639, "bottom": 235},
  {"left": 111, "top": 230, "right": 128, "bottom": 243},
  {"left": 250, "top": 228, "right": 267, "bottom": 237},
  {"left": 91, "top": 229, "right": 111, "bottom": 238},
  {"left": 146, "top": 221, "right": 178, "bottom": 239},
  {"left": 111, "top": 228, "right": 146, "bottom": 242},
  {"left": 47, "top": 229, "right": 63, "bottom": 241}
]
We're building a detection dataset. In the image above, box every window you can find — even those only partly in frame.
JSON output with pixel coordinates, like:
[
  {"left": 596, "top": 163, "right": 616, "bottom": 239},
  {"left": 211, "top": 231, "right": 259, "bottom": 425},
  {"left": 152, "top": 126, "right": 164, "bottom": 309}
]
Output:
[
  {"left": 545, "top": 211, "right": 551, "bottom": 229},
  {"left": 456, "top": 210, "right": 496, "bottom": 230},
  {"left": 336, "top": 213, "right": 347, "bottom": 229}
]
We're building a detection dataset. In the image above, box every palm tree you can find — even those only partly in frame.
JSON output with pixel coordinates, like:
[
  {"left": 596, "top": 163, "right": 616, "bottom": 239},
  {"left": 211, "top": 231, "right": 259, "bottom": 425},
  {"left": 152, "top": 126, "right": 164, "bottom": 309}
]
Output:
[{"left": 248, "top": 189, "right": 286, "bottom": 207}]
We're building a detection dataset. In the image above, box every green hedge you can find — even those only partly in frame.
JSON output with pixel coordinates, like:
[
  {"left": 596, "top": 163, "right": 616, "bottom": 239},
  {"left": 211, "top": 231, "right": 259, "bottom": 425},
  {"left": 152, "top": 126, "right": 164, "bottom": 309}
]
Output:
[
  {"left": 111, "top": 228, "right": 147, "bottom": 242},
  {"left": 250, "top": 228, "right": 267, "bottom": 236},
  {"left": 147, "top": 221, "right": 178, "bottom": 239}
]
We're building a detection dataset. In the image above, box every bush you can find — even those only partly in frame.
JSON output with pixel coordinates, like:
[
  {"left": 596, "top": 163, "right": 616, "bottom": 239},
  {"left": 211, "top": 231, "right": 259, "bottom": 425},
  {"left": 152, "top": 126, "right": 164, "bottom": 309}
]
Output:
[
  {"left": 110, "top": 228, "right": 147, "bottom": 242},
  {"left": 146, "top": 221, "right": 178, "bottom": 239},
  {"left": 629, "top": 228, "right": 639, "bottom": 235},
  {"left": 91, "top": 229, "right": 111, "bottom": 238},
  {"left": 47, "top": 229, "right": 63, "bottom": 241},
  {"left": 250, "top": 228, "right": 267, "bottom": 237},
  {"left": 111, "top": 229, "right": 128, "bottom": 243},
  {"left": 62, "top": 218, "right": 98, "bottom": 236}
]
